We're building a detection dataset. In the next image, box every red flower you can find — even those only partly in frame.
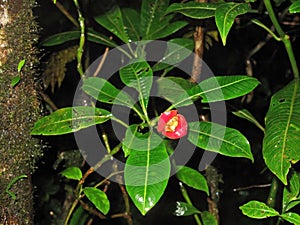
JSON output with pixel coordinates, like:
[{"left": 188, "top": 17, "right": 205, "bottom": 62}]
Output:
[{"left": 157, "top": 110, "right": 188, "bottom": 139}]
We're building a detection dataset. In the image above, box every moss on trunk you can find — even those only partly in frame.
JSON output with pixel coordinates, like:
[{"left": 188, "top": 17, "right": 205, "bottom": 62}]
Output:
[{"left": 0, "top": 0, "right": 41, "bottom": 224}]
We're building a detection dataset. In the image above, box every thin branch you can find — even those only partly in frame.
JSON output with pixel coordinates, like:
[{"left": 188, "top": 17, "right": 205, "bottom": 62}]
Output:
[
  {"left": 52, "top": 0, "right": 79, "bottom": 27},
  {"left": 39, "top": 91, "right": 58, "bottom": 111}
]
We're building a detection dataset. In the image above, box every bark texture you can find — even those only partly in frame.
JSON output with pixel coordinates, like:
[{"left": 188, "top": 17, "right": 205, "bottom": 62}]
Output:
[{"left": 0, "top": 0, "right": 41, "bottom": 224}]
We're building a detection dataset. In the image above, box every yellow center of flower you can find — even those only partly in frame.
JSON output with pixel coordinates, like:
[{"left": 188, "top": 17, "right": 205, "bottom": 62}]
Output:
[{"left": 165, "top": 116, "right": 179, "bottom": 132}]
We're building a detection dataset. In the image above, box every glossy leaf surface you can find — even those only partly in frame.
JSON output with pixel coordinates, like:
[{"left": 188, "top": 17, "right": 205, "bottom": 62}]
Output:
[
  {"left": 140, "top": 0, "right": 169, "bottom": 39},
  {"left": 281, "top": 212, "right": 300, "bottom": 225},
  {"left": 215, "top": 3, "right": 250, "bottom": 45},
  {"left": 289, "top": 2, "right": 300, "bottom": 13},
  {"left": 176, "top": 166, "right": 209, "bottom": 195},
  {"left": 174, "top": 201, "right": 200, "bottom": 216},
  {"left": 283, "top": 170, "right": 300, "bottom": 212},
  {"left": 121, "top": 8, "right": 141, "bottom": 41},
  {"left": 239, "top": 201, "right": 279, "bottom": 218},
  {"left": 156, "top": 76, "right": 196, "bottom": 104},
  {"left": 124, "top": 134, "right": 170, "bottom": 215},
  {"left": 84, "top": 187, "right": 110, "bottom": 215},
  {"left": 60, "top": 167, "right": 82, "bottom": 181},
  {"left": 82, "top": 77, "right": 136, "bottom": 108},
  {"left": 94, "top": 6, "right": 129, "bottom": 43},
  {"left": 41, "top": 30, "right": 117, "bottom": 47},
  {"left": 153, "top": 38, "right": 194, "bottom": 71},
  {"left": 166, "top": 2, "right": 220, "bottom": 19},
  {"left": 31, "top": 107, "right": 111, "bottom": 135},
  {"left": 263, "top": 79, "right": 300, "bottom": 185},
  {"left": 172, "top": 76, "right": 260, "bottom": 108},
  {"left": 120, "top": 60, "right": 153, "bottom": 111},
  {"left": 188, "top": 121, "right": 253, "bottom": 161}
]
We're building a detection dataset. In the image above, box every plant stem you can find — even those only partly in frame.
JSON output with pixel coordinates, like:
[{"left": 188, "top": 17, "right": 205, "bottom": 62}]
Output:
[
  {"left": 179, "top": 182, "right": 203, "bottom": 225},
  {"left": 263, "top": 0, "right": 299, "bottom": 79},
  {"left": 73, "top": 0, "right": 85, "bottom": 78},
  {"left": 267, "top": 177, "right": 279, "bottom": 208},
  {"left": 53, "top": 0, "right": 79, "bottom": 27}
]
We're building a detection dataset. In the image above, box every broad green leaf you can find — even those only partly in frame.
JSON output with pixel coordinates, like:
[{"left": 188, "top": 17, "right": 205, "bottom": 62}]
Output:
[
  {"left": 147, "top": 21, "right": 188, "bottom": 40},
  {"left": 153, "top": 38, "right": 194, "bottom": 72},
  {"left": 11, "top": 76, "right": 20, "bottom": 87},
  {"left": 188, "top": 121, "right": 253, "bottom": 161},
  {"left": 239, "top": 201, "right": 279, "bottom": 218},
  {"left": 41, "top": 30, "right": 117, "bottom": 47},
  {"left": 166, "top": 2, "right": 221, "bottom": 19},
  {"left": 201, "top": 211, "right": 218, "bottom": 225},
  {"left": 263, "top": 79, "right": 300, "bottom": 185},
  {"left": 82, "top": 77, "right": 136, "bottom": 108},
  {"left": 289, "top": 2, "right": 300, "bottom": 13},
  {"left": 156, "top": 76, "right": 196, "bottom": 104},
  {"left": 283, "top": 170, "right": 300, "bottom": 212},
  {"left": 70, "top": 206, "right": 89, "bottom": 225},
  {"left": 119, "top": 60, "right": 153, "bottom": 111},
  {"left": 17, "top": 59, "right": 26, "bottom": 72},
  {"left": 215, "top": 3, "right": 250, "bottom": 45},
  {"left": 140, "top": 0, "right": 170, "bottom": 39},
  {"left": 31, "top": 107, "right": 111, "bottom": 135},
  {"left": 281, "top": 212, "right": 300, "bottom": 225},
  {"left": 124, "top": 137, "right": 170, "bottom": 215},
  {"left": 174, "top": 201, "right": 200, "bottom": 216},
  {"left": 60, "top": 167, "right": 82, "bottom": 181},
  {"left": 176, "top": 166, "right": 209, "bottom": 195},
  {"left": 122, "top": 125, "right": 162, "bottom": 157},
  {"left": 172, "top": 75, "right": 260, "bottom": 109},
  {"left": 232, "top": 109, "right": 265, "bottom": 132},
  {"left": 94, "top": 6, "right": 129, "bottom": 43},
  {"left": 84, "top": 187, "right": 110, "bottom": 215},
  {"left": 121, "top": 8, "right": 141, "bottom": 41}
]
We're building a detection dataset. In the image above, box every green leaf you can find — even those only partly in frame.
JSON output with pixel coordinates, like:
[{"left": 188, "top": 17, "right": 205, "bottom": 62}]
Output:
[
  {"left": 281, "top": 212, "right": 300, "bottom": 225},
  {"left": 121, "top": 8, "right": 141, "bottom": 41},
  {"left": 166, "top": 2, "right": 221, "bottom": 19},
  {"left": 153, "top": 38, "right": 194, "bottom": 72},
  {"left": 188, "top": 121, "right": 253, "bottom": 161},
  {"left": 171, "top": 75, "right": 260, "bottom": 108},
  {"left": 94, "top": 6, "right": 129, "bottom": 43},
  {"left": 31, "top": 107, "right": 111, "bottom": 135},
  {"left": 70, "top": 206, "right": 89, "bottom": 225},
  {"left": 82, "top": 77, "right": 136, "bottom": 108},
  {"left": 119, "top": 60, "right": 153, "bottom": 111},
  {"left": 156, "top": 76, "right": 196, "bottom": 104},
  {"left": 60, "top": 167, "right": 82, "bottom": 181},
  {"left": 41, "top": 30, "right": 117, "bottom": 47},
  {"left": 147, "top": 21, "right": 188, "bottom": 40},
  {"left": 11, "top": 76, "right": 20, "bottom": 88},
  {"left": 283, "top": 170, "right": 300, "bottom": 212},
  {"left": 263, "top": 79, "right": 300, "bottom": 185},
  {"left": 140, "top": 0, "right": 170, "bottom": 39},
  {"left": 239, "top": 201, "right": 279, "bottom": 219},
  {"left": 17, "top": 59, "right": 26, "bottom": 72},
  {"left": 84, "top": 187, "right": 110, "bottom": 215},
  {"left": 174, "top": 201, "right": 200, "bottom": 216},
  {"left": 289, "top": 2, "right": 300, "bottom": 13},
  {"left": 215, "top": 3, "right": 250, "bottom": 45},
  {"left": 122, "top": 125, "right": 162, "bottom": 157},
  {"left": 176, "top": 166, "right": 209, "bottom": 195},
  {"left": 201, "top": 211, "right": 218, "bottom": 225},
  {"left": 124, "top": 135, "right": 170, "bottom": 215},
  {"left": 232, "top": 109, "right": 264, "bottom": 132}
]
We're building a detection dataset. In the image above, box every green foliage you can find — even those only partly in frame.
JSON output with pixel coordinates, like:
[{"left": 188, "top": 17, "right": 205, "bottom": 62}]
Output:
[
  {"left": 188, "top": 121, "right": 254, "bottom": 161},
  {"left": 83, "top": 187, "right": 110, "bottom": 215},
  {"left": 263, "top": 79, "right": 300, "bottom": 185},
  {"left": 33, "top": 0, "right": 300, "bottom": 224},
  {"left": 60, "top": 167, "right": 82, "bottom": 181}
]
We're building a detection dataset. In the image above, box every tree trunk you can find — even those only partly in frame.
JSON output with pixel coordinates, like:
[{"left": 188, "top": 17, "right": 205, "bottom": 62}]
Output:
[{"left": 0, "top": 0, "right": 41, "bottom": 224}]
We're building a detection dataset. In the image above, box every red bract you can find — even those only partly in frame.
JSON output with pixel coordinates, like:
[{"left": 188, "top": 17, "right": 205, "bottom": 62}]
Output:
[{"left": 157, "top": 110, "right": 188, "bottom": 139}]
